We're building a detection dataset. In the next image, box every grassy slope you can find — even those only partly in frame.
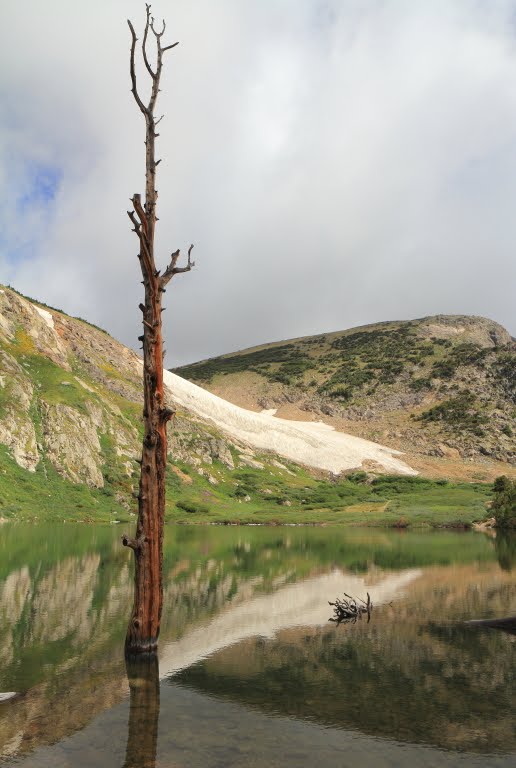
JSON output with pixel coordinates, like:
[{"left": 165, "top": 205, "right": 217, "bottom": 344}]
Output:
[
  {"left": 164, "top": 459, "right": 491, "bottom": 527},
  {"left": 0, "top": 292, "right": 496, "bottom": 526},
  {"left": 0, "top": 439, "right": 492, "bottom": 527}
]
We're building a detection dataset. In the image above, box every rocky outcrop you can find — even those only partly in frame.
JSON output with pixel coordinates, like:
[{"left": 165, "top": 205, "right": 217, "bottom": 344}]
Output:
[
  {"left": 0, "top": 288, "right": 148, "bottom": 492},
  {"left": 0, "top": 288, "right": 70, "bottom": 369},
  {"left": 0, "top": 349, "right": 38, "bottom": 471},
  {"left": 417, "top": 314, "right": 512, "bottom": 348},
  {"left": 41, "top": 402, "right": 104, "bottom": 487}
]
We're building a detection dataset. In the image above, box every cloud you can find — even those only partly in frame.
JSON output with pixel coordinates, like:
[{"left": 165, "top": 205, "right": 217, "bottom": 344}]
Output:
[{"left": 1, "top": 0, "right": 516, "bottom": 366}]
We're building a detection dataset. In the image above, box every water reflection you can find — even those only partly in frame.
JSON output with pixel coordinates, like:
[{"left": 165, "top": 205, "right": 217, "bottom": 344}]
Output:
[
  {"left": 124, "top": 657, "right": 160, "bottom": 768},
  {"left": 0, "top": 525, "right": 514, "bottom": 766},
  {"left": 495, "top": 532, "right": 516, "bottom": 571}
]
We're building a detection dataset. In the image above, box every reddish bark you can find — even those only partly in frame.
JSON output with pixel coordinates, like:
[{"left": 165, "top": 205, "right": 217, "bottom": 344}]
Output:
[{"left": 123, "top": 4, "right": 194, "bottom": 656}]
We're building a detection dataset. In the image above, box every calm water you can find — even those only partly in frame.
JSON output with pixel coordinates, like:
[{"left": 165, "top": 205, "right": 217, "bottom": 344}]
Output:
[{"left": 0, "top": 524, "right": 514, "bottom": 767}]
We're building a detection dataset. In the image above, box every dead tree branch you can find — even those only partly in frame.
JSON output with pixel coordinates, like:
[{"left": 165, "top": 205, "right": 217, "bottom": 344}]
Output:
[
  {"left": 142, "top": 4, "right": 156, "bottom": 79},
  {"left": 160, "top": 244, "right": 195, "bottom": 287},
  {"left": 329, "top": 593, "right": 373, "bottom": 624},
  {"left": 127, "top": 21, "right": 148, "bottom": 116}
]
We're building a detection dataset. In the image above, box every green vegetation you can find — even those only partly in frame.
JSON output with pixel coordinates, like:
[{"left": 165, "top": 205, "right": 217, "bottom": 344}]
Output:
[
  {"left": 0, "top": 436, "right": 493, "bottom": 527},
  {"left": 323, "top": 326, "right": 429, "bottom": 394},
  {"left": 430, "top": 342, "right": 488, "bottom": 379},
  {"left": 175, "top": 343, "right": 316, "bottom": 387},
  {"left": 416, "top": 391, "right": 488, "bottom": 435},
  {"left": 492, "top": 476, "right": 516, "bottom": 529},
  {"left": 163, "top": 456, "right": 491, "bottom": 528},
  {"left": 24, "top": 353, "right": 90, "bottom": 411},
  {"left": 173, "top": 318, "right": 516, "bottom": 452},
  {"left": 0, "top": 445, "right": 120, "bottom": 522}
]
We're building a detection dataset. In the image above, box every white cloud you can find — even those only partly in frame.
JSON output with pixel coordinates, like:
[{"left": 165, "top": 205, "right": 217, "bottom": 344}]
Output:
[{"left": 1, "top": 0, "right": 515, "bottom": 366}]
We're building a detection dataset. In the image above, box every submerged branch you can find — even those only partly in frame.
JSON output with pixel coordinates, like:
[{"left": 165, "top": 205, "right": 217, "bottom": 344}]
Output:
[{"left": 329, "top": 592, "right": 373, "bottom": 624}]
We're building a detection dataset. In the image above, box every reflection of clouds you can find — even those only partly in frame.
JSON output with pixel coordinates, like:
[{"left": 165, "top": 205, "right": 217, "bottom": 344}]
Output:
[{"left": 0, "top": 567, "right": 31, "bottom": 666}]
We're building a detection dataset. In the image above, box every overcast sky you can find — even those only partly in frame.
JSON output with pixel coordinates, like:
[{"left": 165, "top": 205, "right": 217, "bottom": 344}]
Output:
[{"left": 1, "top": 0, "right": 516, "bottom": 366}]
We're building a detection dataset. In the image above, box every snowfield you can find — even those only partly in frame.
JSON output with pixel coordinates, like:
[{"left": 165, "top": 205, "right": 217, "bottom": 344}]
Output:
[
  {"left": 163, "top": 369, "right": 417, "bottom": 476},
  {"left": 33, "top": 305, "right": 55, "bottom": 329}
]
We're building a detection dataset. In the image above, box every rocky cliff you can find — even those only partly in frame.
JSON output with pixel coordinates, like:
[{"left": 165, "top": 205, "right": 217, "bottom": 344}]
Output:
[{"left": 0, "top": 286, "right": 252, "bottom": 518}]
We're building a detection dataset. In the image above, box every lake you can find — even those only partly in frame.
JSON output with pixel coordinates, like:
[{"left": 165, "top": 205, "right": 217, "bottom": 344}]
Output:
[{"left": 0, "top": 524, "right": 514, "bottom": 767}]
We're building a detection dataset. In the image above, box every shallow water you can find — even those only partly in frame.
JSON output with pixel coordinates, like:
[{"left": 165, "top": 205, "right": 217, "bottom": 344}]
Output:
[{"left": 0, "top": 524, "right": 514, "bottom": 766}]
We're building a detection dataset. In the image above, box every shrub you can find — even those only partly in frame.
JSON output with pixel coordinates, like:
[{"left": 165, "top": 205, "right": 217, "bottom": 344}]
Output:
[
  {"left": 345, "top": 471, "right": 369, "bottom": 484},
  {"left": 492, "top": 476, "right": 516, "bottom": 529},
  {"left": 176, "top": 500, "right": 209, "bottom": 514},
  {"left": 327, "top": 386, "right": 352, "bottom": 401},
  {"left": 417, "top": 391, "right": 487, "bottom": 434},
  {"left": 409, "top": 377, "right": 433, "bottom": 392}
]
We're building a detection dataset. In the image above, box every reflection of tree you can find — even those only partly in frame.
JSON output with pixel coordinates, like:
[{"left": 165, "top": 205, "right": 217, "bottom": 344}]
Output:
[
  {"left": 0, "top": 526, "right": 508, "bottom": 760},
  {"left": 123, "top": 656, "right": 160, "bottom": 768},
  {"left": 495, "top": 532, "right": 516, "bottom": 572}
]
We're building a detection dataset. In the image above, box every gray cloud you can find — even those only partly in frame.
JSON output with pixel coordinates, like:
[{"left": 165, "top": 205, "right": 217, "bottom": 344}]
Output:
[{"left": 1, "top": 0, "right": 516, "bottom": 367}]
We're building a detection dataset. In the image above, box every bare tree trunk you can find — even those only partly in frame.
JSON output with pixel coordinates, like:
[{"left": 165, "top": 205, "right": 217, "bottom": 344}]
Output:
[{"left": 123, "top": 4, "right": 194, "bottom": 656}]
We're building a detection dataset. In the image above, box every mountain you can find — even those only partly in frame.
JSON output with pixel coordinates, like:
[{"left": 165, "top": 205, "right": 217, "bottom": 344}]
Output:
[
  {"left": 174, "top": 315, "right": 516, "bottom": 477},
  {"left": 0, "top": 286, "right": 510, "bottom": 523}
]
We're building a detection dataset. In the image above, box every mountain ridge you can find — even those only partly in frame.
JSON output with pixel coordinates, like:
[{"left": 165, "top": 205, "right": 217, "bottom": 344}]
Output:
[
  {"left": 0, "top": 286, "right": 513, "bottom": 523},
  {"left": 179, "top": 313, "right": 514, "bottom": 363},
  {"left": 174, "top": 313, "right": 516, "bottom": 475}
]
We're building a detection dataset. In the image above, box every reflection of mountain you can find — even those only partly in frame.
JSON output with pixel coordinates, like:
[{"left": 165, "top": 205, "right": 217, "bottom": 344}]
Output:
[
  {"left": 0, "top": 525, "right": 514, "bottom": 762},
  {"left": 159, "top": 569, "right": 420, "bottom": 676},
  {"left": 174, "top": 565, "right": 516, "bottom": 754}
]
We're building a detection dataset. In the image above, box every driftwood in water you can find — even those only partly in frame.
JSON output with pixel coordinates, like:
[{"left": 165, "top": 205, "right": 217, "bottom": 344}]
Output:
[
  {"left": 329, "top": 592, "right": 373, "bottom": 624},
  {"left": 464, "top": 616, "right": 516, "bottom": 636}
]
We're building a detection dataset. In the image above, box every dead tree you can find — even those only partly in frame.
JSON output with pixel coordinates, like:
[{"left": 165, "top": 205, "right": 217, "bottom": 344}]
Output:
[
  {"left": 329, "top": 593, "right": 373, "bottom": 624},
  {"left": 123, "top": 4, "right": 194, "bottom": 656}
]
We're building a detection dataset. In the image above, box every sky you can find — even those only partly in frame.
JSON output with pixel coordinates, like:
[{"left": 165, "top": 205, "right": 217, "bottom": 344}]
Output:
[{"left": 1, "top": 0, "right": 516, "bottom": 367}]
